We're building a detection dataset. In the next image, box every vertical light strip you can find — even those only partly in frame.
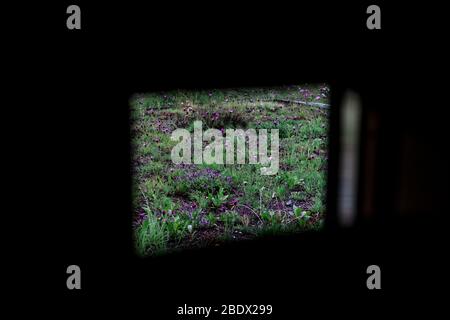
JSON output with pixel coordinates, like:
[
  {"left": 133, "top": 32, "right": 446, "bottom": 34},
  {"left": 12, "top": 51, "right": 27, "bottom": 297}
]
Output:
[{"left": 338, "top": 90, "right": 362, "bottom": 227}]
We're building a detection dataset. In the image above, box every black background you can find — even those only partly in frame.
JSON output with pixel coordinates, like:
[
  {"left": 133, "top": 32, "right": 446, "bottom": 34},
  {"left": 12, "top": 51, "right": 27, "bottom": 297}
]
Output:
[{"left": 9, "top": 1, "right": 449, "bottom": 317}]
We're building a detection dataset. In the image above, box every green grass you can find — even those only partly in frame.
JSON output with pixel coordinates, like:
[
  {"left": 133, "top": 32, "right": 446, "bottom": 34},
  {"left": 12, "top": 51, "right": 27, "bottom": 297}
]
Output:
[
  {"left": 131, "top": 84, "right": 329, "bottom": 256},
  {"left": 135, "top": 206, "right": 168, "bottom": 256}
]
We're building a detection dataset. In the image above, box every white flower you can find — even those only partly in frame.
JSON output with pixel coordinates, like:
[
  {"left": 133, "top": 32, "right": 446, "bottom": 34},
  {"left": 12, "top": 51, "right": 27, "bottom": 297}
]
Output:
[{"left": 187, "top": 225, "right": 193, "bottom": 233}]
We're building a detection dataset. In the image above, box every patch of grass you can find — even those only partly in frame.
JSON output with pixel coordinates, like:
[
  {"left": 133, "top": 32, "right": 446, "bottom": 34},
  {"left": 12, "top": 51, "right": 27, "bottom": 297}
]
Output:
[
  {"left": 135, "top": 207, "right": 168, "bottom": 256},
  {"left": 220, "top": 211, "right": 241, "bottom": 232},
  {"left": 131, "top": 84, "right": 329, "bottom": 255},
  {"left": 165, "top": 214, "right": 191, "bottom": 242},
  {"left": 208, "top": 187, "right": 229, "bottom": 209}
]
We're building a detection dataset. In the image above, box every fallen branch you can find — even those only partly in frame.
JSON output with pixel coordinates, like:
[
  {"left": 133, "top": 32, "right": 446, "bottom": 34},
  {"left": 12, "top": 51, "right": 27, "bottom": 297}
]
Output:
[{"left": 273, "top": 98, "right": 330, "bottom": 109}]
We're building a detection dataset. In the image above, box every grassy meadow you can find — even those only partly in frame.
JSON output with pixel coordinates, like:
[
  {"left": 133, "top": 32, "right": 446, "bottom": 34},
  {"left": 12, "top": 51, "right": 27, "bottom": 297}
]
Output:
[{"left": 130, "top": 85, "right": 329, "bottom": 256}]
